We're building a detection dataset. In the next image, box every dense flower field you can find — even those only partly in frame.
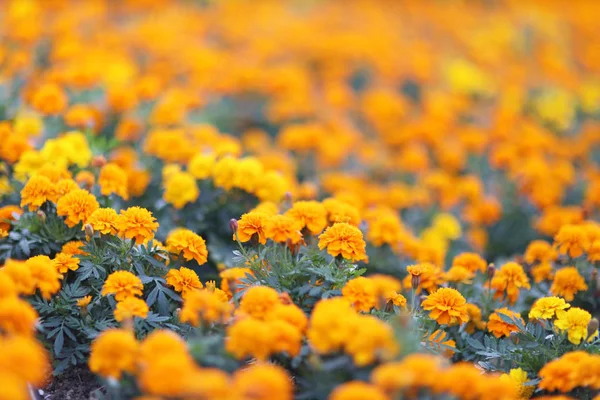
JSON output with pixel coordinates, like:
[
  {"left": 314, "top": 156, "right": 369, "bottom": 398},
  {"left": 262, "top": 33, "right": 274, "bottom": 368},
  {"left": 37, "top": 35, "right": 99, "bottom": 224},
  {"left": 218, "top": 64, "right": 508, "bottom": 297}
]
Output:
[{"left": 1, "top": 0, "right": 600, "bottom": 399}]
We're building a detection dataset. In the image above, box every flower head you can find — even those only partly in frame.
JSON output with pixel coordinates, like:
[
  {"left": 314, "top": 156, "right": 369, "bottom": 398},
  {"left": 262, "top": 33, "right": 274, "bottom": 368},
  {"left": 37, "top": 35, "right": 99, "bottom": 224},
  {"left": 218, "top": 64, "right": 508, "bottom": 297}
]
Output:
[
  {"left": 235, "top": 212, "right": 268, "bottom": 244},
  {"left": 550, "top": 266, "right": 588, "bottom": 301},
  {"left": 318, "top": 222, "right": 367, "bottom": 262},
  {"left": 116, "top": 206, "right": 159, "bottom": 245},
  {"left": 166, "top": 228, "right": 208, "bottom": 265},
  {"left": 488, "top": 308, "right": 523, "bottom": 338},
  {"left": 231, "top": 363, "right": 292, "bottom": 400},
  {"left": 264, "top": 214, "right": 303, "bottom": 244},
  {"left": 165, "top": 267, "right": 203, "bottom": 297},
  {"left": 77, "top": 296, "right": 92, "bottom": 308},
  {"left": 102, "top": 271, "right": 144, "bottom": 301},
  {"left": 163, "top": 171, "right": 199, "bottom": 209},
  {"left": 285, "top": 200, "right": 327, "bottom": 235},
  {"left": 490, "top": 262, "right": 530, "bottom": 304},
  {"left": 528, "top": 296, "right": 570, "bottom": 320},
  {"left": 20, "top": 174, "right": 56, "bottom": 210},
  {"left": 26, "top": 255, "right": 61, "bottom": 299},
  {"left": 98, "top": 163, "right": 129, "bottom": 200},
  {"left": 554, "top": 224, "right": 590, "bottom": 258},
  {"left": 114, "top": 297, "right": 149, "bottom": 322},
  {"left": 56, "top": 189, "right": 99, "bottom": 228},
  {"left": 88, "top": 329, "right": 138, "bottom": 379},
  {"left": 239, "top": 286, "right": 281, "bottom": 320},
  {"left": 329, "top": 381, "right": 388, "bottom": 400},
  {"left": 421, "top": 288, "right": 469, "bottom": 326},
  {"left": 53, "top": 252, "right": 80, "bottom": 276},
  {"left": 342, "top": 277, "right": 377, "bottom": 312},
  {"left": 86, "top": 207, "right": 118, "bottom": 235},
  {"left": 554, "top": 307, "right": 593, "bottom": 344},
  {"left": 0, "top": 297, "right": 38, "bottom": 336},
  {"left": 180, "top": 289, "right": 232, "bottom": 325}
]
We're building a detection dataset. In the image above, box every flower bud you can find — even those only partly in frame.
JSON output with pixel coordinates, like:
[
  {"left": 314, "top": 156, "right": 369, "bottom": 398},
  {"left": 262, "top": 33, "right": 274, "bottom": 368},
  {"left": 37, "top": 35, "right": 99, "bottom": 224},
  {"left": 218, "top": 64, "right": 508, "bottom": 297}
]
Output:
[
  {"left": 588, "top": 318, "right": 599, "bottom": 339},
  {"left": 36, "top": 210, "right": 46, "bottom": 222},
  {"left": 285, "top": 191, "right": 293, "bottom": 204},
  {"left": 487, "top": 263, "right": 495, "bottom": 280},
  {"left": 411, "top": 274, "right": 420, "bottom": 290},
  {"left": 229, "top": 218, "right": 238, "bottom": 233},
  {"left": 84, "top": 223, "right": 94, "bottom": 237},
  {"left": 91, "top": 155, "right": 107, "bottom": 168}
]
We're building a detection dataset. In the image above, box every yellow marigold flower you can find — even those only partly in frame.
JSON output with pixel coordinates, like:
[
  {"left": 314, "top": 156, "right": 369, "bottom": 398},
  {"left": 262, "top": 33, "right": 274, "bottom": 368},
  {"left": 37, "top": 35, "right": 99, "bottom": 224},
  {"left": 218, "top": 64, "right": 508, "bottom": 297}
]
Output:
[
  {"left": 212, "top": 156, "right": 239, "bottom": 191},
  {"left": 188, "top": 153, "right": 216, "bottom": 180},
  {"left": 329, "top": 381, "right": 388, "bottom": 400},
  {"left": 116, "top": 206, "right": 159, "bottom": 245},
  {"left": 77, "top": 296, "right": 92, "bottom": 308},
  {"left": 308, "top": 298, "right": 359, "bottom": 354},
  {"left": 239, "top": 285, "right": 281, "bottom": 320},
  {"left": 500, "top": 368, "right": 535, "bottom": 400},
  {"left": 550, "top": 267, "right": 588, "bottom": 301},
  {"left": 51, "top": 178, "right": 79, "bottom": 203},
  {"left": 407, "top": 263, "right": 430, "bottom": 276},
  {"left": 451, "top": 252, "right": 487, "bottom": 273},
  {"left": 285, "top": 200, "right": 327, "bottom": 235},
  {"left": 431, "top": 213, "right": 462, "bottom": 240},
  {"left": 114, "top": 296, "right": 149, "bottom": 322},
  {"left": 524, "top": 240, "right": 558, "bottom": 264},
  {"left": 231, "top": 363, "right": 292, "bottom": 400},
  {"left": 318, "top": 222, "right": 367, "bottom": 262},
  {"left": 163, "top": 171, "right": 199, "bottom": 209},
  {"left": 341, "top": 277, "right": 377, "bottom": 312},
  {"left": 20, "top": 174, "right": 56, "bottom": 210},
  {"left": 186, "top": 368, "right": 232, "bottom": 399},
  {"left": 98, "top": 163, "right": 129, "bottom": 200},
  {"left": 488, "top": 308, "right": 523, "bottom": 338},
  {"left": 465, "top": 304, "right": 487, "bottom": 334},
  {"left": 264, "top": 214, "right": 303, "bottom": 244},
  {"left": 165, "top": 267, "right": 203, "bottom": 297},
  {"left": 102, "top": 270, "right": 143, "bottom": 301},
  {"left": 529, "top": 296, "right": 570, "bottom": 320},
  {"left": 252, "top": 201, "right": 279, "bottom": 216},
  {"left": 87, "top": 207, "right": 118, "bottom": 235},
  {"left": 422, "top": 287, "right": 469, "bottom": 326},
  {"left": 138, "top": 355, "right": 200, "bottom": 397},
  {"left": 165, "top": 228, "right": 208, "bottom": 265},
  {"left": 26, "top": 255, "right": 61, "bottom": 299},
  {"left": 554, "top": 307, "right": 593, "bottom": 345},
  {"left": 0, "top": 296, "right": 38, "bottom": 336},
  {"left": 61, "top": 240, "right": 87, "bottom": 256},
  {"left": 445, "top": 265, "right": 474, "bottom": 284},
  {"left": 490, "top": 262, "right": 530, "bottom": 304},
  {"left": 0, "top": 335, "right": 50, "bottom": 388},
  {"left": 180, "top": 289, "right": 232, "bottom": 325},
  {"left": 88, "top": 329, "right": 138, "bottom": 379},
  {"left": 52, "top": 252, "right": 80, "bottom": 276},
  {"left": 554, "top": 224, "right": 590, "bottom": 258},
  {"left": 56, "top": 189, "right": 99, "bottom": 228},
  {"left": 235, "top": 212, "right": 269, "bottom": 244},
  {"left": 345, "top": 315, "right": 399, "bottom": 366},
  {"left": 366, "top": 211, "right": 406, "bottom": 248}
]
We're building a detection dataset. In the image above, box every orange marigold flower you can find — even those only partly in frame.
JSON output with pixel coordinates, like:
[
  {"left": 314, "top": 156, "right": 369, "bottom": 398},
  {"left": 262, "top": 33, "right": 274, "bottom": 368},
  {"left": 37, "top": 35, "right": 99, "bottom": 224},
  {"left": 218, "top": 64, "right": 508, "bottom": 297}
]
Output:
[
  {"left": 465, "top": 303, "right": 487, "bottom": 334},
  {"left": 307, "top": 298, "right": 359, "bottom": 354},
  {"left": 51, "top": 178, "right": 79, "bottom": 202},
  {"left": 0, "top": 296, "right": 38, "bottom": 336},
  {"left": 180, "top": 289, "right": 232, "bottom": 326},
  {"left": 31, "top": 83, "right": 68, "bottom": 115},
  {"left": 341, "top": 277, "right": 377, "bottom": 312},
  {"left": 0, "top": 205, "right": 22, "bottom": 231},
  {"left": 345, "top": 315, "right": 399, "bottom": 366},
  {"left": 488, "top": 308, "right": 524, "bottom": 338},
  {"left": 53, "top": 252, "right": 80, "bottom": 276},
  {"left": 234, "top": 212, "right": 268, "bottom": 244},
  {"left": 524, "top": 240, "right": 558, "bottom": 264},
  {"left": 166, "top": 228, "right": 208, "bottom": 265},
  {"left": 550, "top": 267, "right": 588, "bottom": 301},
  {"left": 451, "top": 252, "right": 487, "bottom": 273},
  {"left": 285, "top": 200, "right": 327, "bottom": 235},
  {"left": 538, "top": 351, "right": 598, "bottom": 393},
  {"left": 26, "top": 255, "right": 61, "bottom": 299},
  {"left": 88, "top": 329, "right": 138, "bottom": 379},
  {"left": 77, "top": 295, "right": 92, "bottom": 308},
  {"left": 56, "top": 189, "right": 99, "bottom": 228},
  {"left": 531, "top": 262, "right": 554, "bottom": 283},
  {"left": 239, "top": 286, "right": 281, "bottom": 320},
  {"left": 421, "top": 288, "right": 469, "bottom": 326},
  {"left": 114, "top": 297, "right": 149, "bottom": 322},
  {"left": 329, "top": 381, "right": 388, "bottom": 400},
  {"left": 2, "top": 259, "right": 35, "bottom": 295},
  {"left": 318, "top": 222, "right": 367, "bottom": 262},
  {"left": 98, "top": 163, "right": 129, "bottom": 200},
  {"left": 489, "top": 262, "right": 530, "bottom": 304},
  {"left": 445, "top": 265, "right": 474, "bottom": 284},
  {"left": 20, "top": 174, "right": 56, "bottom": 210},
  {"left": 554, "top": 224, "right": 590, "bottom": 258},
  {"left": 165, "top": 267, "right": 203, "bottom": 297},
  {"left": 231, "top": 363, "right": 293, "bottom": 400},
  {"left": 102, "top": 270, "right": 143, "bottom": 301},
  {"left": 323, "top": 198, "right": 361, "bottom": 226},
  {"left": 264, "top": 214, "right": 303, "bottom": 244},
  {"left": 0, "top": 335, "right": 50, "bottom": 387},
  {"left": 116, "top": 206, "right": 159, "bottom": 245},
  {"left": 75, "top": 170, "right": 95, "bottom": 189},
  {"left": 87, "top": 207, "right": 118, "bottom": 235},
  {"left": 61, "top": 240, "right": 86, "bottom": 256},
  {"left": 163, "top": 171, "right": 199, "bottom": 209}
]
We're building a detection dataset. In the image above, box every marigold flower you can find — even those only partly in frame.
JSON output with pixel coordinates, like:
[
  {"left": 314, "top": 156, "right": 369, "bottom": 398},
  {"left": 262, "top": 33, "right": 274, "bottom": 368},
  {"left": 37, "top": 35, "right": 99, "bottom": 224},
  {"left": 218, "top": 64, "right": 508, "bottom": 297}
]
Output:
[
  {"left": 524, "top": 240, "right": 558, "bottom": 264},
  {"left": 465, "top": 303, "right": 487, "bottom": 334},
  {"left": 0, "top": 205, "right": 22, "bottom": 231},
  {"left": 51, "top": 178, "right": 79, "bottom": 202},
  {"left": 422, "top": 287, "right": 469, "bottom": 326},
  {"left": 26, "top": 255, "right": 61, "bottom": 299},
  {"left": 266, "top": 303, "right": 309, "bottom": 333},
  {"left": 231, "top": 363, "right": 292, "bottom": 400},
  {"left": 98, "top": 163, "right": 129, "bottom": 200},
  {"left": 165, "top": 228, "right": 208, "bottom": 265},
  {"left": 225, "top": 317, "right": 276, "bottom": 360},
  {"left": 52, "top": 252, "right": 80, "bottom": 276},
  {"left": 0, "top": 296, "right": 38, "bottom": 336},
  {"left": 366, "top": 211, "right": 406, "bottom": 248},
  {"left": 451, "top": 252, "right": 487, "bottom": 273},
  {"left": 285, "top": 200, "right": 327, "bottom": 235},
  {"left": 56, "top": 189, "right": 99, "bottom": 228},
  {"left": 434, "top": 362, "right": 482, "bottom": 398},
  {"left": 102, "top": 270, "right": 144, "bottom": 301},
  {"left": 445, "top": 265, "right": 475, "bottom": 284},
  {"left": 20, "top": 174, "right": 56, "bottom": 210},
  {"left": 264, "top": 214, "right": 303, "bottom": 244},
  {"left": 499, "top": 368, "right": 535, "bottom": 400},
  {"left": 308, "top": 298, "right": 359, "bottom": 354},
  {"left": 239, "top": 285, "right": 281, "bottom": 320},
  {"left": 550, "top": 266, "right": 588, "bottom": 301},
  {"left": 61, "top": 240, "right": 86, "bottom": 256},
  {"left": 345, "top": 315, "right": 399, "bottom": 366},
  {"left": 489, "top": 262, "right": 530, "bottom": 304},
  {"left": 180, "top": 289, "right": 232, "bottom": 325},
  {"left": 329, "top": 381, "right": 388, "bottom": 400},
  {"left": 235, "top": 211, "right": 269, "bottom": 244},
  {"left": 188, "top": 153, "right": 216, "bottom": 180},
  {"left": 86, "top": 207, "right": 118, "bottom": 235},
  {"left": 139, "top": 329, "right": 190, "bottom": 367},
  {"left": 0, "top": 335, "right": 50, "bottom": 387},
  {"left": 2, "top": 259, "right": 35, "bottom": 295},
  {"left": 554, "top": 307, "right": 593, "bottom": 345},
  {"left": 554, "top": 224, "right": 590, "bottom": 258},
  {"left": 318, "top": 222, "right": 367, "bottom": 262},
  {"left": 219, "top": 267, "right": 253, "bottom": 298},
  {"left": 341, "top": 277, "right": 377, "bottom": 312},
  {"left": 163, "top": 171, "right": 199, "bottom": 209},
  {"left": 88, "top": 329, "right": 138, "bottom": 379},
  {"left": 165, "top": 267, "right": 203, "bottom": 297},
  {"left": 531, "top": 262, "right": 554, "bottom": 283},
  {"left": 116, "top": 206, "right": 159, "bottom": 245},
  {"left": 539, "top": 351, "right": 600, "bottom": 393},
  {"left": 77, "top": 295, "right": 92, "bottom": 308},
  {"left": 488, "top": 308, "right": 524, "bottom": 338},
  {"left": 323, "top": 198, "right": 361, "bottom": 226},
  {"left": 529, "top": 296, "right": 570, "bottom": 320},
  {"left": 114, "top": 296, "right": 149, "bottom": 322},
  {"left": 31, "top": 83, "right": 68, "bottom": 115}
]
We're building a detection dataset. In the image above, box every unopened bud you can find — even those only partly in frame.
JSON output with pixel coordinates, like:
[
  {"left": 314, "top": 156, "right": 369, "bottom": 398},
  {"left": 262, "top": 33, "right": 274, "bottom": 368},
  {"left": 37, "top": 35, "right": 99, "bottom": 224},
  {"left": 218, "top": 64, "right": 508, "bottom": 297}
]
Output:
[
  {"left": 84, "top": 224, "right": 94, "bottom": 237},
  {"left": 592, "top": 268, "right": 598, "bottom": 283},
  {"left": 279, "top": 292, "right": 292, "bottom": 305},
  {"left": 588, "top": 318, "right": 599, "bottom": 339},
  {"left": 91, "top": 155, "right": 107, "bottom": 168},
  {"left": 487, "top": 263, "right": 495, "bottom": 280},
  {"left": 229, "top": 218, "right": 238, "bottom": 233},
  {"left": 509, "top": 331, "right": 519, "bottom": 344},
  {"left": 36, "top": 210, "right": 46, "bottom": 222},
  {"left": 411, "top": 274, "right": 420, "bottom": 290},
  {"left": 285, "top": 191, "right": 293, "bottom": 204}
]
